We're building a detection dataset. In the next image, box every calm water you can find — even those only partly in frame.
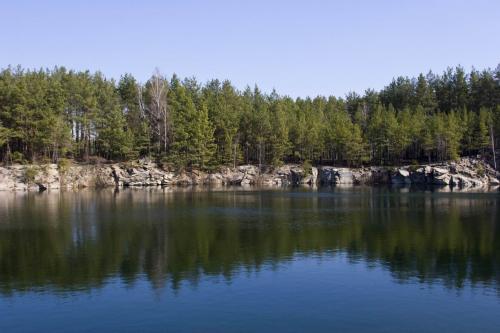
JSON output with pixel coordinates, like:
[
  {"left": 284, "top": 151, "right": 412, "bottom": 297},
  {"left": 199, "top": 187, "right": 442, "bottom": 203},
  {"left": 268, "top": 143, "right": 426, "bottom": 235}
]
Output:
[{"left": 1, "top": 187, "right": 500, "bottom": 332}]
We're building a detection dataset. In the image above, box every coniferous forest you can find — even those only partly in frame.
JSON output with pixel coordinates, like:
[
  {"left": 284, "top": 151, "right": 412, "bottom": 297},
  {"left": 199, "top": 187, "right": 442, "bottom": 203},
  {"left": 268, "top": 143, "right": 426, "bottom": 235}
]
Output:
[{"left": 0, "top": 65, "right": 498, "bottom": 168}]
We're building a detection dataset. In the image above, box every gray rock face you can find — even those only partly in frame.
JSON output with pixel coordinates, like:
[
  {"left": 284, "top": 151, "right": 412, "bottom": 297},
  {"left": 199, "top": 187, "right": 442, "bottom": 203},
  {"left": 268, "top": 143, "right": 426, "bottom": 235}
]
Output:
[
  {"left": 310, "top": 167, "right": 318, "bottom": 184},
  {"left": 0, "top": 157, "right": 498, "bottom": 191},
  {"left": 0, "top": 167, "right": 19, "bottom": 191},
  {"left": 233, "top": 165, "right": 259, "bottom": 185},
  {"left": 431, "top": 167, "right": 451, "bottom": 185},
  {"left": 410, "top": 167, "right": 430, "bottom": 184},
  {"left": 318, "top": 166, "right": 336, "bottom": 184},
  {"left": 369, "top": 167, "right": 390, "bottom": 184},
  {"left": 489, "top": 176, "right": 500, "bottom": 186},
  {"left": 319, "top": 167, "right": 365, "bottom": 185},
  {"left": 265, "top": 164, "right": 317, "bottom": 185},
  {"left": 295, "top": 166, "right": 318, "bottom": 185},
  {"left": 335, "top": 168, "right": 354, "bottom": 184},
  {"left": 391, "top": 168, "right": 411, "bottom": 184}
]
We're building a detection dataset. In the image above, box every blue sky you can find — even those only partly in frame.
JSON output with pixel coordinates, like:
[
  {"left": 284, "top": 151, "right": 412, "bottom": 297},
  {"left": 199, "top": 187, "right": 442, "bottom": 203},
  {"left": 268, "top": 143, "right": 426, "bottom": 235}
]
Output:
[{"left": 1, "top": 0, "right": 499, "bottom": 97}]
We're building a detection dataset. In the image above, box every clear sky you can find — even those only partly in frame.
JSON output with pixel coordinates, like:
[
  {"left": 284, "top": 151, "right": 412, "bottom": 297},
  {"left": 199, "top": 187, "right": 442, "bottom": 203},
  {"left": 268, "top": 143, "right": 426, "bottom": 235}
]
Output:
[{"left": 1, "top": 0, "right": 499, "bottom": 98}]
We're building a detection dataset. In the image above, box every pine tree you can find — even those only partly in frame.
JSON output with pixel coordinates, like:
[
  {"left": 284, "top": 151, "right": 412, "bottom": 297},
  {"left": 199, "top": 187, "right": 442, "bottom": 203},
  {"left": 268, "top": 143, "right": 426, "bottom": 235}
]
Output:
[
  {"left": 407, "top": 105, "right": 426, "bottom": 161},
  {"left": 192, "top": 100, "right": 216, "bottom": 168},
  {"left": 118, "top": 74, "right": 150, "bottom": 157},
  {"left": 367, "top": 105, "right": 399, "bottom": 164},
  {"left": 169, "top": 85, "right": 215, "bottom": 168},
  {"left": 473, "top": 108, "right": 493, "bottom": 154},
  {"left": 326, "top": 108, "right": 352, "bottom": 164},
  {"left": 0, "top": 64, "right": 498, "bottom": 167},
  {"left": 459, "top": 107, "right": 476, "bottom": 154},
  {"left": 444, "top": 112, "right": 462, "bottom": 160},
  {"left": 394, "top": 108, "right": 413, "bottom": 162},
  {"left": 414, "top": 73, "right": 437, "bottom": 111},
  {"left": 346, "top": 123, "right": 369, "bottom": 166},
  {"left": 0, "top": 121, "right": 11, "bottom": 162},
  {"left": 421, "top": 116, "right": 436, "bottom": 163},
  {"left": 268, "top": 96, "right": 290, "bottom": 166},
  {"left": 95, "top": 74, "right": 133, "bottom": 160},
  {"left": 203, "top": 80, "right": 241, "bottom": 165}
]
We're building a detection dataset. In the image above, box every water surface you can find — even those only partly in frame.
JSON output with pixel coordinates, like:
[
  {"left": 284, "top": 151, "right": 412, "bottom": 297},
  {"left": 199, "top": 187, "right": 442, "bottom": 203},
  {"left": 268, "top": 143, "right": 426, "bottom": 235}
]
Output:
[{"left": 1, "top": 187, "right": 499, "bottom": 332}]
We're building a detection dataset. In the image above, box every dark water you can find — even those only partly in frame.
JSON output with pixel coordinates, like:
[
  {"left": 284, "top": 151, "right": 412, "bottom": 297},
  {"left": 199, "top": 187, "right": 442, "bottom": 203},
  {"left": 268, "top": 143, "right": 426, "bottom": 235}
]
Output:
[{"left": 1, "top": 187, "right": 500, "bottom": 332}]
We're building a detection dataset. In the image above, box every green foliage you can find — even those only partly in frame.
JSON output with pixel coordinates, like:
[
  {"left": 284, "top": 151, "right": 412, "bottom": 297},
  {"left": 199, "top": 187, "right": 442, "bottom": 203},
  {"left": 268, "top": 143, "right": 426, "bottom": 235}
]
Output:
[
  {"left": 24, "top": 166, "right": 38, "bottom": 184},
  {"left": 0, "top": 121, "right": 9, "bottom": 147},
  {"left": 0, "top": 65, "right": 498, "bottom": 168},
  {"left": 268, "top": 97, "right": 291, "bottom": 164},
  {"left": 11, "top": 151, "right": 26, "bottom": 164},
  {"left": 346, "top": 123, "right": 370, "bottom": 166},
  {"left": 203, "top": 80, "right": 241, "bottom": 165},
  {"left": 473, "top": 108, "right": 492, "bottom": 152},
  {"left": 118, "top": 74, "right": 150, "bottom": 156},
  {"left": 476, "top": 163, "right": 485, "bottom": 177},
  {"left": 302, "top": 160, "right": 312, "bottom": 176},
  {"left": 367, "top": 105, "right": 400, "bottom": 165},
  {"left": 325, "top": 106, "right": 369, "bottom": 166},
  {"left": 168, "top": 85, "right": 215, "bottom": 169},
  {"left": 57, "top": 158, "right": 72, "bottom": 174},
  {"left": 409, "top": 160, "right": 420, "bottom": 172}
]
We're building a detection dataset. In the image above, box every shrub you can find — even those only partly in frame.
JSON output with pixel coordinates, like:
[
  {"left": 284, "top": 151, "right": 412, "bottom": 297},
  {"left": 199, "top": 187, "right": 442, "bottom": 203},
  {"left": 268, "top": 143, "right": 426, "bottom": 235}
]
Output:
[
  {"left": 158, "top": 156, "right": 174, "bottom": 171},
  {"left": 38, "top": 157, "right": 52, "bottom": 164},
  {"left": 24, "top": 166, "right": 38, "bottom": 184},
  {"left": 476, "top": 164, "right": 485, "bottom": 177},
  {"left": 11, "top": 152, "right": 26, "bottom": 164},
  {"left": 302, "top": 160, "right": 312, "bottom": 176},
  {"left": 409, "top": 160, "right": 420, "bottom": 172},
  {"left": 57, "top": 158, "right": 72, "bottom": 174},
  {"left": 271, "top": 157, "right": 284, "bottom": 168},
  {"left": 87, "top": 156, "right": 108, "bottom": 165}
]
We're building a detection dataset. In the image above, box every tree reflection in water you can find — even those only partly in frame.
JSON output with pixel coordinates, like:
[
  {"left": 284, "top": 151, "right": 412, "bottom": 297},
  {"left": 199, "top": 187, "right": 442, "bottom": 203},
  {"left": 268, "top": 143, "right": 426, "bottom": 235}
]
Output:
[{"left": 0, "top": 187, "right": 498, "bottom": 295}]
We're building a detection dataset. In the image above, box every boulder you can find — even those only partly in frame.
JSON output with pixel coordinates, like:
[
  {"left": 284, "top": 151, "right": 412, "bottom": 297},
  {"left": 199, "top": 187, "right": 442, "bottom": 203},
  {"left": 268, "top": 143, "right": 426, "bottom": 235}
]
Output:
[
  {"left": 433, "top": 173, "right": 451, "bottom": 185},
  {"left": 95, "top": 166, "right": 117, "bottom": 187},
  {"left": 234, "top": 165, "right": 259, "bottom": 185},
  {"left": 335, "top": 168, "right": 353, "bottom": 184},
  {"left": 227, "top": 171, "right": 245, "bottom": 185},
  {"left": 311, "top": 167, "right": 318, "bottom": 184},
  {"left": 299, "top": 167, "right": 318, "bottom": 185},
  {"left": 318, "top": 166, "right": 336, "bottom": 185},
  {"left": 410, "top": 167, "right": 428, "bottom": 184},
  {"left": 488, "top": 176, "right": 500, "bottom": 186},
  {"left": 206, "top": 173, "right": 224, "bottom": 185},
  {"left": 1, "top": 157, "right": 499, "bottom": 191},
  {"left": 430, "top": 167, "right": 452, "bottom": 185},
  {"left": 173, "top": 173, "right": 193, "bottom": 186},
  {"left": 391, "top": 168, "right": 411, "bottom": 184},
  {"left": 34, "top": 164, "right": 60, "bottom": 190},
  {"left": 318, "top": 167, "right": 353, "bottom": 185},
  {"left": 290, "top": 166, "right": 304, "bottom": 184},
  {"left": 0, "top": 167, "right": 17, "bottom": 191},
  {"left": 369, "top": 167, "right": 390, "bottom": 184},
  {"left": 451, "top": 174, "right": 485, "bottom": 188},
  {"left": 274, "top": 165, "right": 292, "bottom": 181},
  {"left": 352, "top": 169, "right": 374, "bottom": 184}
]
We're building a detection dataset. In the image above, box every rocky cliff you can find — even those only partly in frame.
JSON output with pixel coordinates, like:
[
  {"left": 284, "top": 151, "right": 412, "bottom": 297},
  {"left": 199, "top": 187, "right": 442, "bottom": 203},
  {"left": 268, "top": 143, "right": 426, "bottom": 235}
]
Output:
[{"left": 0, "top": 158, "right": 498, "bottom": 191}]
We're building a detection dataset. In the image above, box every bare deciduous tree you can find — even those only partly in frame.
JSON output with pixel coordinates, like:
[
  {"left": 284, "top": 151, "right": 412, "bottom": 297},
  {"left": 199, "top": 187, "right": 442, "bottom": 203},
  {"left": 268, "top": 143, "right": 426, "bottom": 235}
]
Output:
[{"left": 139, "top": 68, "right": 170, "bottom": 154}]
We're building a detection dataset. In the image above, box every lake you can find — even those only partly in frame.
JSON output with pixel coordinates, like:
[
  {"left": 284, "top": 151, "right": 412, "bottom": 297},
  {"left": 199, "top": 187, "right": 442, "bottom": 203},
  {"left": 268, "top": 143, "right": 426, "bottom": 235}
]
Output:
[{"left": 1, "top": 187, "right": 500, "bottom": 332}]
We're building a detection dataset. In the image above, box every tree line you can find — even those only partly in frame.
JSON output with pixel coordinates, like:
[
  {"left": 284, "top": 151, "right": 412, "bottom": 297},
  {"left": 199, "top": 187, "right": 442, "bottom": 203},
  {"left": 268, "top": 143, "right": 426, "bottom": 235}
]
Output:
[{"left": 0, "top": 65, "right": 498, "bottom": 168}]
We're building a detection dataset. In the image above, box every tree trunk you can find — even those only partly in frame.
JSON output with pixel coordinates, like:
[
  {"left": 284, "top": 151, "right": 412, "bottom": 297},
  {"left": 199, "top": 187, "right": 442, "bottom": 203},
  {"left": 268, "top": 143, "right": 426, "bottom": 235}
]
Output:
[{"left": 491, "top": 124, "right": 497, "bottom": 171}]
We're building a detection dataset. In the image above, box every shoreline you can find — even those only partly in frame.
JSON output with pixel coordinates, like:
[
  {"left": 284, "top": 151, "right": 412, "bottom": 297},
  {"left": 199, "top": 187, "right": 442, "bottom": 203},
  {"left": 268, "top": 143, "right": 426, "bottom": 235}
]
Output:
[{"left": 0, "top": 157, "right": 499, "bottom": 192}]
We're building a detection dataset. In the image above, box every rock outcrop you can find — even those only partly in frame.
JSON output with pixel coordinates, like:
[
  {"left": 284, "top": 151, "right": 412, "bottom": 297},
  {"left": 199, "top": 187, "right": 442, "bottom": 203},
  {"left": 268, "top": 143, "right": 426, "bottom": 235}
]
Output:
[
  {"left": 387, "top": 158, "right": 498, "bottom": 189},
  {"left": 0, "top": 157, "right": 498, "bottom": 191}
]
